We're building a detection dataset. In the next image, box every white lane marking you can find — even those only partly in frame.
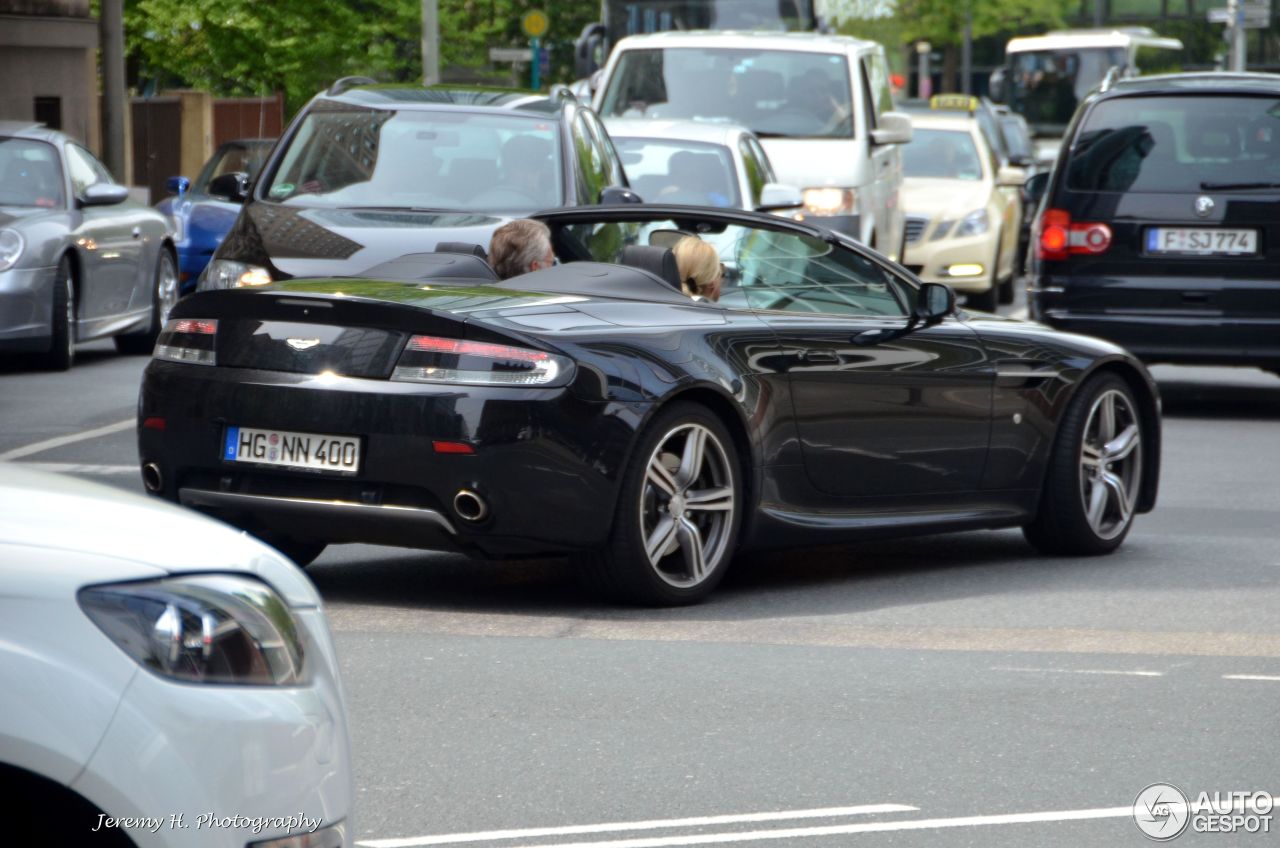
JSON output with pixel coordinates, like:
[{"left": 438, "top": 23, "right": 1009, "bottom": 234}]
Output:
[
  {"left": 356, "top": 806, "right": 917, "bottom": 848},
  {"left": 1223, "top": 674, "right": 1280, "bottom": 682},
  {"left": 992, "top": 666, "right": 1164, "bottom": 677},
  {"left": 0, "top": 417, "right": 134, "bottom": 461},
  {"left": 488, "top": 807, "right": 1135, "bottom": 848},
  {"left": 15, "top": 462, "right": 137, "bottom": 476}
]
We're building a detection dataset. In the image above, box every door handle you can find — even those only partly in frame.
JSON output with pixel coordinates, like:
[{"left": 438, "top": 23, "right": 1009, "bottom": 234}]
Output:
[
  {"left": 800, "top": 350, "right": 839, "bottom": 364},
  {"left": 131, "top": 227, "right": 142, "bottom": 239}
]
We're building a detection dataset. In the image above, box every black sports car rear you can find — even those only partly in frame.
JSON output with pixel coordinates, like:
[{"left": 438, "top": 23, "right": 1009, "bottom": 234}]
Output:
[{"left": 140, "top": 205, "right": 1162, "bottom": 605}]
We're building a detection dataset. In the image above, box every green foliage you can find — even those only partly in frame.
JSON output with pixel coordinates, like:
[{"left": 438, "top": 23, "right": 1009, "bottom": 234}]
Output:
[
  {"left": 124, "top": 0, "right": 599, "bottom": 114},
  {"left": 891, "top": 0, "right": 1071, "bottom": 48}
]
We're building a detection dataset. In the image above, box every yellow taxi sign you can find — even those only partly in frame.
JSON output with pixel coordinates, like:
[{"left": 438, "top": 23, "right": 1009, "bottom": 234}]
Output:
[
  {"left": 930, "top": 94, "right": 979, "bottom": 112},
  {"left": 522, "top": 10, "right": 549, "bottom": 38}
]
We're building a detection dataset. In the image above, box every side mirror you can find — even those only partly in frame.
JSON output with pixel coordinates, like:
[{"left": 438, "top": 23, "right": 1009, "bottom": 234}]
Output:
[
  {"left": 600, "top": 185, "right": 643, "bottom": 205},
  {"left": 871, "top": 111, "right": 913, "bottom": 146},
  {"left": 757, "top": 183, "right": 803, "bottom": 212},
  {"left": 207, "top": 171, "right": 250, "bottom": 203},
  {"left": 574, "top": 22, "right": 606, "bottom": 78},
  {"left": 1024, "top": 171, "right": 1050, "bottom": 206},
  {"left": 988, "top": 68, "right": 1006, "bottom": 103},
  {"left": 916, "top": 282, "right": 955, "bottom": 322},
  {"left": 166, "top": 176, "right": 191, "bottom": 196},
  {"left": 996, "top": 166, "right": 1027, "bottom": 188},
  {"left": 1008, "top": 153, "right": 1034, "bottom": 168},
  {"left": 79, "top": 183, "right": 130, "bottom": 207}
]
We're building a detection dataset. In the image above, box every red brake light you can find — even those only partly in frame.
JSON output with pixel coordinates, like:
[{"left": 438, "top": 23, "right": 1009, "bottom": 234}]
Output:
[
  {"left": 170, "top": 318, "right": 218, "bottom": 335},
  {"left": 1037, "top": 209, "right": 1112, "bottom": 261},
  {"left": 432, "top": 440, "right": 475, "bottom": 454},
  {"left": 154, "top": 318, "right": 218, "bottom": 365},
  {"left": 404, "top": 335, "right": 550, "bottom": 363},
  {"left": 392, "top": 335, "right": 571, "bottom": 386}
]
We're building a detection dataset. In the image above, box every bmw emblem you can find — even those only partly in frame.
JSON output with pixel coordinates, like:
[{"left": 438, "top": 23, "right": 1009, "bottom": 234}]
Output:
[{"left": 1194, "top": 196, "right": 1215, "bottom": 218}]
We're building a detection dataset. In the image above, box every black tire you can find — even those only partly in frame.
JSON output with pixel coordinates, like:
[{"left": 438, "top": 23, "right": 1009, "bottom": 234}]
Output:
[
  {"left": 967, "top": 284, "right": 998, "bottom": 313},
  {"left": 1024, "top": 373, "right": 1145, "bottom": 556},
  {"left": 37, "top": 256, "right": 76, "bottom": 371},
  {"left": 575, "top": 402, "right": 743, "bottom": 606},
  {"left": 115, "top": 249, "right": 178, "bottom": 355},
  {"left": 257, "top": 532, "right": 328, "bottom": 568}
]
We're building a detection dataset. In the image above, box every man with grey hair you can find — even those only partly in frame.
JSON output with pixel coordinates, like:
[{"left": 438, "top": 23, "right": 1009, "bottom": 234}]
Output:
[{"left": 489, "top": 219, "right": 555, "bottom": 280}]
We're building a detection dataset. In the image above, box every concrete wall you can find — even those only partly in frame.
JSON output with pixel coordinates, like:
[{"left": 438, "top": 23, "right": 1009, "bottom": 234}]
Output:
[{"left": 0, "top": 12, "right": 100, "bottom": 154}]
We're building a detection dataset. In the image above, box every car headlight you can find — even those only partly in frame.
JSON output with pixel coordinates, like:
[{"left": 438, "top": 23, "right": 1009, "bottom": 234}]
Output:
[
  {"left": 199, "top": 259, "right": 272, "bottom": 290},
  {"left": 0, "top": 229, "right": 24, "bottom": 272},
  {"left": 79, "top": 574, "right": 307, "bottom": 685},
  {"left": 802, "top": 187, "right": 856, "bottom": 216},
  {"left": 954, "top": 209, "right": 990, "bottom": 238}
]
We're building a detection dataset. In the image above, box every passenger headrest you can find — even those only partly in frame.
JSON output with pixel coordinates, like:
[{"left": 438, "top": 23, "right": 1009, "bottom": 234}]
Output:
[
  {"left": 436, "top": 241, "right": 489, "bottom": 261},
  {"left": 619, "top": 244, "right": 682, "bottom": 292}
]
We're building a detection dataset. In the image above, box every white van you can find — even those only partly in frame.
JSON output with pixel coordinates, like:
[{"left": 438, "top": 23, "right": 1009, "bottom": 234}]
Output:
[{"left": 593, "top": 31, "right": 913, "bottom": 260}]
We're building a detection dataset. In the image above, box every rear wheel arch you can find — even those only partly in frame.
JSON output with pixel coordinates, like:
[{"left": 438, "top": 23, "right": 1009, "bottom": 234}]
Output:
[{"left": 646, "top": 386, "right": 757, "bottom": 515}]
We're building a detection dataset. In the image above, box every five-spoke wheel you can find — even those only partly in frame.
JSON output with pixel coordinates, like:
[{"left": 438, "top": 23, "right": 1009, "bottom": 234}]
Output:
[
  {"left": 578, "top": 403, "right": 742, "bottom": 605},
  {"left": 1024, "top": 374, "right": 1147, "bottom": 555}
]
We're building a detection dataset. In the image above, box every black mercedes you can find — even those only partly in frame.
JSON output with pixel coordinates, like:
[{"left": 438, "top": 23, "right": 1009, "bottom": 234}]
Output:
[{"left": 138, "top": 205, "right": 1161, "bottom": 605}]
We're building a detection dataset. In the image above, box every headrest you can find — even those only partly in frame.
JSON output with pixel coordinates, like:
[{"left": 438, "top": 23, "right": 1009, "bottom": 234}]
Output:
[
  {"left": 437, "top": 241, "right": 489, "bottom": 261},
  {"left": 619, "top": 244, "right": 682, "bottom": 292}
]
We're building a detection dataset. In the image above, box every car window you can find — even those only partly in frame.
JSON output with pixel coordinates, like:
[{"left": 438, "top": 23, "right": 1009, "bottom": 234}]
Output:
[
  {"left": 746, "top": 136, "right": 776, "bottom": 183},
  {"left": 582, "top": 109, "right": 626, "bottom": 188},
  {"left": 0, "top": 137, "right": 66, "bottom": 208},
  {"left": 572, "top": 112, "right": 609, "bottom": 204},
  {"left": 903, "top": 129, "right": 984, "bottom": 181},
  {"left": 194, "top": 141, "right": 272, "bottom": 194},
  {"left": 865, "top": 53, "right": 894, "bottom": 118},
  {"left": 561, "top": 217, "right": 909, "bottom": 318},
  {"left": 738, "top": 136, "right": 765, "bottom": 207},
  {"left": 999, "top": 116, "right": 1032, "bottom": 161},
  {"left": 66, "top": 144, "right": 114, "bottom": 194},
  {"left": 614, "top": 138, "right": 741, "bottom": 207},
  {"left": 264, "top": 107, "right": 563, "bottom": 212},
  {"left": 1066, "top": 95, "right": 1280, "bottom": 193},
  {"left": 600, "top": 48, "right": 855, "bottom": 140}
]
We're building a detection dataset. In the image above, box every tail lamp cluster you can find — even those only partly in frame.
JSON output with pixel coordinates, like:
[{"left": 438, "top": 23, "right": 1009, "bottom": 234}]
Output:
[
  {"left": 1036, "top": 209, "right": 1112, "bottom": 261},
  {"left": 153, "top": 321, "right": 570, "bottom": 387}
]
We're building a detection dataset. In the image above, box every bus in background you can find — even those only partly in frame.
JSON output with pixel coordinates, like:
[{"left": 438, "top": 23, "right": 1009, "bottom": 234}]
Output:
[
  {"left": 575, "top": 0, "right": 821, "bottom": 79},
  {"left": 988, "top": 27, "right": 1182, "bottom": 162}
]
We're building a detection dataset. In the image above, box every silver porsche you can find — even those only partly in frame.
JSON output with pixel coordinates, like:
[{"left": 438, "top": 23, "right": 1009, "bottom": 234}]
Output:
[{"left": 0, "top": 122, "right": 177, "bottom": 370}]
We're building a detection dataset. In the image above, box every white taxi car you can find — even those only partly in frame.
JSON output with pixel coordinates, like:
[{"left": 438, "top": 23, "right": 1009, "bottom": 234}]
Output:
[{"left": 901, "top": 98, "right": 1025, "bottom": 311}]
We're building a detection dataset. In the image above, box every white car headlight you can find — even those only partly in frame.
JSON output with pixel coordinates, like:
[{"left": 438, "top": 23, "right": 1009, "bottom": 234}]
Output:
[
  {"left": 0, "top": 229, "right": 24, "bottom": 272},
  {"left": 79, "top": 574, "right": 307, "bottom": 685},
  {"left": 954, "top": 208, "right": 990, "bottom": 238},
  {"left": 802, "top": 188, "right": 856, "bottom": 216},
  {"left": 200, "top": 259, "right": 272, "bottom": 290}
]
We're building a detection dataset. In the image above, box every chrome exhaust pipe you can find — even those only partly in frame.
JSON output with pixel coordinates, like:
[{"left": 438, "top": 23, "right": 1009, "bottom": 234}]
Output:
[
  {"left": 141, "top": 462, "right": 163, "bottom": 493},
  {"left": 453, "top": 489, "right": 489, "bottom": 522}
]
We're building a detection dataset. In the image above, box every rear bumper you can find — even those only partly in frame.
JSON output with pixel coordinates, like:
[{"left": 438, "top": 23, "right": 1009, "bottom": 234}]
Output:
[
  {"left": 1030, "top": 276, "right": 1280, "bottom": 368},
  {"left": 138, "top": 361, "right": 637, "bottom": 557}
]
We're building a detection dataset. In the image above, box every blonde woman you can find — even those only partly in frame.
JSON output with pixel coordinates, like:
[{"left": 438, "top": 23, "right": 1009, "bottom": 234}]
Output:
[{"left": 672, "top": 236, "right": 723, "bottom": 301}]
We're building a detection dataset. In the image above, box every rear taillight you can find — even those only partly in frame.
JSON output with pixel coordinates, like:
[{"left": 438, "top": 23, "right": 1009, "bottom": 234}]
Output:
[
  {"left": 1036, "top": 208, "right": 1112, "bottom": 261},
  {"left": 153, "top": 318, "right": 217, "bottom": 365},
  {"left": 391, "top": 335, "right": 572, "bottom": 386}
]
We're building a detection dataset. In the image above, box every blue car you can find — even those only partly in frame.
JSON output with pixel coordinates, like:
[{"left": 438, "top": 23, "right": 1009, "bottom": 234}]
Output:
[{"left": 156, "top": 139, "right": 273, "bottom": 293}]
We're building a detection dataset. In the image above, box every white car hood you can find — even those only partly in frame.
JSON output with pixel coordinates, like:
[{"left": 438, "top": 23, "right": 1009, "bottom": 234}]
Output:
[
  {"left": 901, "top": 177, "right": 991, "bottom": 220},
  {"left": 0, "top": 464, "right": 320, "bottom": 607},
  {"left": 759, "top": 138, "right": 867, "bottom": 187}
]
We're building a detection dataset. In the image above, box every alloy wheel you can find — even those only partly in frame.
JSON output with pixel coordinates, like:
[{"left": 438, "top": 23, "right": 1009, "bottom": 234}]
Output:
[
  {"left": 638, "top": 423, "right": 735, "bottom": 588},
  {"left": 62, "top": 270, "right": 75, "bottom": 361},
  {"left": 156, "top": 253, "right": 179, "bottom": 326},
  {"left": 1079, "top": 389, "right": 1143, "bottom": 541}
]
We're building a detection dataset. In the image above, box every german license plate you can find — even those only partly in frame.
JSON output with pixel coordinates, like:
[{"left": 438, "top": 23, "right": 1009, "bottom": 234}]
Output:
[
  {"left": 223, "top": 426, "right": 360, "bottom": 474},
  {"left": 1146, "top": 228, "right": 1257, "bottom": 255}
]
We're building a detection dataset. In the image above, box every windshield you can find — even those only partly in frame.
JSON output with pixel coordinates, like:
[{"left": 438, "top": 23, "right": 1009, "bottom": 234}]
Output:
[
  {"left": 264, "top": 108, "right": 563, "bottom": 213},
  {"left": 600, "top": 48, "right": 854, "bottom": 140},
  {"left": 613, "top": 138, "right": 741, "bottom": 207},
  {"left": 903, "top": 129, "right": 983, "bottom": 181},
  {"left": 1007, "top": 47, "right": 1125, "bottom": 137},
  {"left": 0, "top": 138, "right": 65, "bottom": 209},
  {"left": 1067, "top": 95, "right": 1280, "bottom": 193},
  {"left": 194, "top": 141, "right": 273, "bottom": 195},
  {"left": 604, "top": 0, "right": 815, "bottom": 43}
]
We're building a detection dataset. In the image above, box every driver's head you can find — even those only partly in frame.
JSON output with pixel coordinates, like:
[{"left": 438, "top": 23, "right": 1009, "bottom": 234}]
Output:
[
  {"left": 489, "top": 218, "right": 554, "bottom": 280},
  {"left": 501, "top": 135, "right": 553, "bottom": 191}
]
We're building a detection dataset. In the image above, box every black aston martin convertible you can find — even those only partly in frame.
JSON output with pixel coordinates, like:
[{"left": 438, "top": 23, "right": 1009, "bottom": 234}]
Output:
[{"left": 137, "top": 205, "right": 1161, "bottom": 605}]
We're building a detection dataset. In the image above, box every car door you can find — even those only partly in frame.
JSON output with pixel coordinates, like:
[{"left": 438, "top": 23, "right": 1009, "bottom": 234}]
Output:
[
  {"left": 860, "top": 52, "right": 902, "bottom": 256},
  {"left": 65, "top": 144, "right": 144, "bottom": 320},
  {"left": 737, "top": 229, "right": 994, "bottom": 498}
]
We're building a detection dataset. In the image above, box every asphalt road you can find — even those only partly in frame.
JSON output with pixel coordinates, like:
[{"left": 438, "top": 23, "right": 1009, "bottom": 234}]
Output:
[{"left": 3, "top": 329, "right": 1279, "bottom": 848}]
